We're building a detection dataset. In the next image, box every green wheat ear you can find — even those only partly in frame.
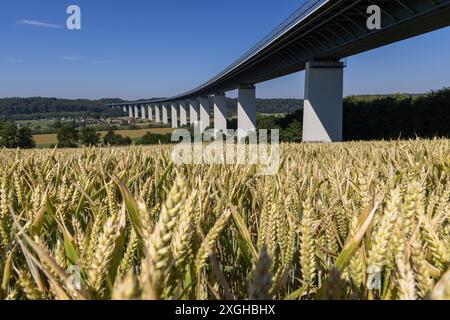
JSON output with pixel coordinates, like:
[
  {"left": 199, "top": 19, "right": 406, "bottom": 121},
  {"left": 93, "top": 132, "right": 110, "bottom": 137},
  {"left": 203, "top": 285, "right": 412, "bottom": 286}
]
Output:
[{"left": 0, "top": 139, "right": 448, "bottom": 300}]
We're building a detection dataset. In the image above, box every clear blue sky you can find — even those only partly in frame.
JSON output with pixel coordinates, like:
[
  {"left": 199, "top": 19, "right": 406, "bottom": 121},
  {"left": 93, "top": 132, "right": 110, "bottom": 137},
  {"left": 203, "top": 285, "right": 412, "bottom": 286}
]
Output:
[{"left": 0, "top": 0, "right": 449, "bottom": 100}]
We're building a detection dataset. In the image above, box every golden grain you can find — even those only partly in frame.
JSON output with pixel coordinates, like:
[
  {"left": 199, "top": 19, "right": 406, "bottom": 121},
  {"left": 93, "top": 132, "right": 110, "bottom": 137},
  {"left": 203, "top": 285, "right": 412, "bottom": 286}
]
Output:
[{"left": 0, "top": 139, "right": 448, "bottom": 300}]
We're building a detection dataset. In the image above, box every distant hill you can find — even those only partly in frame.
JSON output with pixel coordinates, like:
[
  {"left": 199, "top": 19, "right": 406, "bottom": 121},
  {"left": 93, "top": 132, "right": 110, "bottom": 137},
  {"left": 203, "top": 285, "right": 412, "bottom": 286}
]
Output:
[
  {"left": 0, "top": 92, "right": 438, "bottom": 121},
  {"left": 0, "top": 97, "right": 125, "bottom": 120},
  {"left": 0, "top": 96, "right": 304, "bottom": 120},
  {"left": 345, "top": 93, "right": 425, "bottom": 102}
]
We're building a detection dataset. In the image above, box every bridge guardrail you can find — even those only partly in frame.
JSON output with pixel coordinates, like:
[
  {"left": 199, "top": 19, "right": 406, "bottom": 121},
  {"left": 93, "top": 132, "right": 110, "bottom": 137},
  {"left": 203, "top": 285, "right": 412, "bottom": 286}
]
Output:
[{"left": 216, "top": 0, "right": 328, "bottom": 79}]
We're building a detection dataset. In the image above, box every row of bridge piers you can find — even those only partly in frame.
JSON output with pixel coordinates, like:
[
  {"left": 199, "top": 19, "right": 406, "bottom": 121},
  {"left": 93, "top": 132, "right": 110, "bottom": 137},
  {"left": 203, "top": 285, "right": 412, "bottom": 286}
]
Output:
[
  {"left": 121, "top": 60, "right": 344, "bottom": 142},
  {"left": 123, "top": 85, "right": 258, "bottom": 136}
]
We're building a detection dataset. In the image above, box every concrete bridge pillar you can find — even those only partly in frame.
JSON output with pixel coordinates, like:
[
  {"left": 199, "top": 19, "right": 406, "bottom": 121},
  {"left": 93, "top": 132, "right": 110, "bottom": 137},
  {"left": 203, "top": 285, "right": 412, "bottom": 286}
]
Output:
[
  {"left": 171, "top": 103, "right": 178, "bottom": 128},
  {"left": 237, "top": 85, "right": 256, "bottom": 139},
  {"left": 179, "top": 101, "right": 188, "bottom": 126},
  {"left": 189, "top": 100, "right": 199, "bottom": 126},
  {"left": 128, "top": 106, "right": 133, "bottom": 118},
  {"left": 134, "top": 105, "right": 139, "bottom": 118},
  {"left": 162, "top": 104, "right": 169, "bottom": 124},
  {"left": 213, "top": 93, "right": 227, "bottom": 133},
  {"left": 154, "top": 104, "right": 161, "bottom": 123},
  {"left": 302, "top": 61, "right": 344, "bottom": 142},
  {"left": 199, "top": 97, "right": 210, "bottom": 133},
  {"left": 148, "top": 105, "right": 153, "bottom": 121},
  {"left": 141, "top": 105, "right": 146, "bottom": 120}
]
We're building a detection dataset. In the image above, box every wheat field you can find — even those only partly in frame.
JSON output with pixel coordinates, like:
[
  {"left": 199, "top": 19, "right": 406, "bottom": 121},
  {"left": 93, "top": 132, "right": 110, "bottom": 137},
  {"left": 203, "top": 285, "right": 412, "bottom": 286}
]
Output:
[
  {"left": 33, "top": 128, "right": 174, "bottom": 146},
  {"left": 0, "top": 139, "right": 449, "bottom": 300}
]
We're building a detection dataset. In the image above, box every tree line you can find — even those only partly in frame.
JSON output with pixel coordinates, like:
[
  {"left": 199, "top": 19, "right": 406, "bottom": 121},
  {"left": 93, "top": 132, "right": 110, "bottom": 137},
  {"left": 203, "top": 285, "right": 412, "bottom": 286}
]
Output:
[
  {"left": 56, "top": 123, "right": 133, "bottom": 148},
  {"left": 343, "top": 88, "right": 450, "bottom": 140},
  {"left": 136, "top": 86, "right": 450, "bottom": 145},
  {"left": 0, "top": 96, "right": 303, "bottom": 120},
  {"left": 0, "top": 121, "right": 35, "bottom": 148},
  {"left": 0, "top": 97, "right": 135, "bottom": 120},
  {"left": 1, "top": 87, "right": 448, "bottom": 148},
  {"left": 236, "top": 87, "right": 450, "bottom": 142}
]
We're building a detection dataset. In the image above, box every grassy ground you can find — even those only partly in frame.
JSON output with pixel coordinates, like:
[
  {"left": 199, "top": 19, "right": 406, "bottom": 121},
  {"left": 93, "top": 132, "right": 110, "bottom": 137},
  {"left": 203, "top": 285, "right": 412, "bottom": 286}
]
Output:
[
  {"left": 16, "top": 119, "right": 56, "bottom": 131},
  {"left": 33, "top": 127, "right": 174, "bottom": 147}
]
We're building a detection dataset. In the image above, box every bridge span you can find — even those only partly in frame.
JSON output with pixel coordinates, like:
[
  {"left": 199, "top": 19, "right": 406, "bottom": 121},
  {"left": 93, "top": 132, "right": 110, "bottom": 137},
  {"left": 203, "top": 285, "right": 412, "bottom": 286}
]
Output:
[{"left": 108, "top": 0, "right": 450, "bottom": 142}]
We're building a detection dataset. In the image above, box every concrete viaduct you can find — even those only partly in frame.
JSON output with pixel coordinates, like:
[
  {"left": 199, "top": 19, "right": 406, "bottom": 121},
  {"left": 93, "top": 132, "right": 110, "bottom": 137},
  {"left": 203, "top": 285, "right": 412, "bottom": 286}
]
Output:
[{"left": 108, "top": 0, "right": 450, "bottom": 142}]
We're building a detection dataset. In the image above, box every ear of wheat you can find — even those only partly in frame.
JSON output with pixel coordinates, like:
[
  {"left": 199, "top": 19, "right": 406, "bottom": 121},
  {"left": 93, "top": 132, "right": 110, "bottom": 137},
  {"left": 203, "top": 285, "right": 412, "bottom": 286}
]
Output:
[{"left": 0, "top": 139, "right": 448, "bottom": 300}]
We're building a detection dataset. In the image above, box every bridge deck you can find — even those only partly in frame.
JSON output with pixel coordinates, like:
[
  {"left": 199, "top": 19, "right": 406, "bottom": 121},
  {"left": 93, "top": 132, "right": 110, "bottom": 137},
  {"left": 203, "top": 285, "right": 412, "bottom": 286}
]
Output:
[{"left": 111, "top": 0, "right": 450, "bottom": 106}]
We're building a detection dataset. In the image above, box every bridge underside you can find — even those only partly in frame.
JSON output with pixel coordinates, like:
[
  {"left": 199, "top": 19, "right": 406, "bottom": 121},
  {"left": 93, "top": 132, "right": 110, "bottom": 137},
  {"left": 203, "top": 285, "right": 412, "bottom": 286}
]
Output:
[
  {"left": 112, "top": 0, "right": 450, "bottom": 142},
  {"left": 212, "top": 0, "right": 450, "bottom": 93}
]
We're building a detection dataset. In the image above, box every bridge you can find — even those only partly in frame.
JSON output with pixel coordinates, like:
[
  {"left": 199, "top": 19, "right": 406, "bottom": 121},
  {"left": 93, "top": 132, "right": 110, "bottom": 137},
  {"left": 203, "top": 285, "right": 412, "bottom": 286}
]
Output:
[{"left": 107, "top": 0, "right": 450, "bottom": 142}]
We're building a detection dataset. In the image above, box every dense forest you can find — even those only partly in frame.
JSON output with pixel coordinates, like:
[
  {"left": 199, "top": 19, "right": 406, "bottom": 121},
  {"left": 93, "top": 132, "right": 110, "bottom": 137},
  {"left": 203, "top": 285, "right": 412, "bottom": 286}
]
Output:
[
  {"left": 343, "top": 88, "right": 450, "bottom": 140},
  {"left": 0, "top": 97, "right": 157, "bottom": 120},
  {"left": 0, "top": 96, "right": 302, "bottom": 120},
  {"left": 252, "top": 87, "right": 450, "bottom": 141},
  {"left": 1, "top": 93, "right": 436, "bottom": 121}
]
